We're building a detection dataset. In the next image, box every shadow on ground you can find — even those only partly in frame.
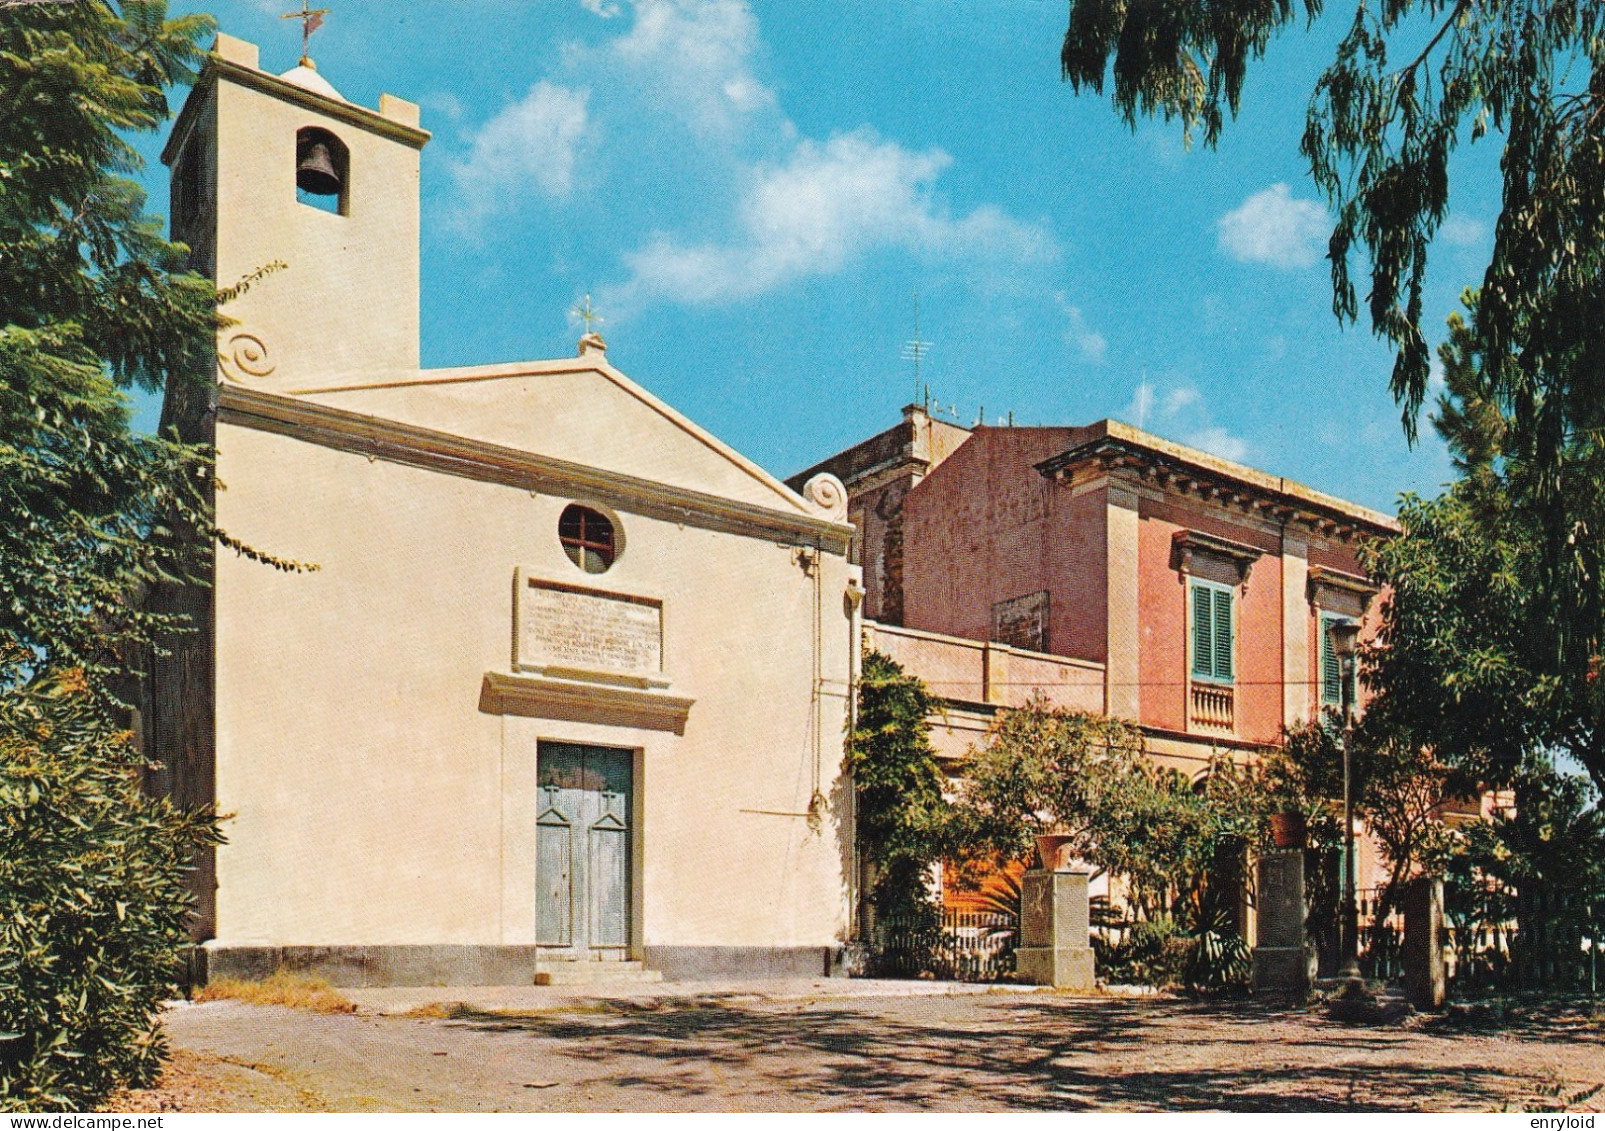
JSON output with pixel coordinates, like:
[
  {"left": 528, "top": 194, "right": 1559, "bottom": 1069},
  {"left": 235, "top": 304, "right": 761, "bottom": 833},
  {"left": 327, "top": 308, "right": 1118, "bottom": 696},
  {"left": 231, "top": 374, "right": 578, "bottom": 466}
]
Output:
[{"left": 440, "top": 994, "right": 1536, "bottom": 1111}]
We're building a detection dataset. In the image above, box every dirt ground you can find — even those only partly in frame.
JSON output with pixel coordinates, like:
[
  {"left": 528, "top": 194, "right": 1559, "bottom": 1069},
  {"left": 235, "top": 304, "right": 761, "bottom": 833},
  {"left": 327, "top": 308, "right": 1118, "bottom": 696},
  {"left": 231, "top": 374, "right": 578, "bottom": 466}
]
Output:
[{"left": 115, "top": 990, "right": 1605, "bottom": 1113}]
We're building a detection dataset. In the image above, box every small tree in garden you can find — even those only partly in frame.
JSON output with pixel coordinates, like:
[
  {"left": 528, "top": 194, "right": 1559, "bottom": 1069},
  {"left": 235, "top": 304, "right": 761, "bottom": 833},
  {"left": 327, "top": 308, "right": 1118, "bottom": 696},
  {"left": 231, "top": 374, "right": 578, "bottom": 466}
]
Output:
[
  {"left": 847, "top": 652, "right": 949, "bottom": 925},
  {"left": 947, "top": 695, "right": 1147, "bottom": 869},
  {"left": 948, "top": 698, "right": 1266, "bottom": 988},
  {"left": 1274, "top": 719, "right": 1462, "bottom": 927}
]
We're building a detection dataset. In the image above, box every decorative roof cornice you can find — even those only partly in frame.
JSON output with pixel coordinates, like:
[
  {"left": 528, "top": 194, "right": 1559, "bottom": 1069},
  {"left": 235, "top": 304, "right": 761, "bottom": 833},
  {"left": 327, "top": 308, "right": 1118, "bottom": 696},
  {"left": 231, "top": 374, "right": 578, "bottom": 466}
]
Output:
[
  {"left": 217, "top": 385, "right": 851, "bottom": 553},
  {"left": 1035, "top": 420, "right": 1399, "bottom": 540},
  {"left": 163, "top": 54, "right": 430, "bottom": 166}
]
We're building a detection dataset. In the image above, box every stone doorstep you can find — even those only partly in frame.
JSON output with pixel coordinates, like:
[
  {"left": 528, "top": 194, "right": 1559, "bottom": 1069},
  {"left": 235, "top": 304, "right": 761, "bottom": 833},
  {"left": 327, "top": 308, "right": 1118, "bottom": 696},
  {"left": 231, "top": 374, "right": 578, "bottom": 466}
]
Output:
[{"left": 535, "top": 960, "right": 664, "bottom": 986}]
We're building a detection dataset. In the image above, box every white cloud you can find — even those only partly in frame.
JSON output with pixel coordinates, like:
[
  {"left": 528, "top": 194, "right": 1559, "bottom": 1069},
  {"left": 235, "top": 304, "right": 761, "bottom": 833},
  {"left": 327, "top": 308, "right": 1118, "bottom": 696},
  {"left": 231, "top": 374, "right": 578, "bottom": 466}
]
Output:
[
  {"left": 606, "top": 0, "right": 776, "bottom": 136},
  {"left": 450, "top": 81, "right": 591, "bottom": 222},
  {"left": 1163, "top": 387, "right": 1199, "bottom": 414},
  {"left": 1427, "top": 352, "right": 1447, "bottom": 396},
  {"left": 610, "top": 129, "right": 1052, "bottom": 306},
  {"left": 1185, "top": 426, "right": 1249, "bottom": 463},
  {"left": 441, "top": 0, "right": 1055, "bottom": 315},
  {"left": 1216, "top": 183, "right": 1328, "bottom": 269},
  {"left": 1054, "top": 292, "right": 1106, "bottom": 363},
  {"left": 1123, "top": 381, "right": 1156, "bottom": 429},
  {"left": 1439, "top": 214, "right": 1487, "bottom": 247},
  {"left": 1121, "top": 379, "right": 1249, "bottom": 462}
]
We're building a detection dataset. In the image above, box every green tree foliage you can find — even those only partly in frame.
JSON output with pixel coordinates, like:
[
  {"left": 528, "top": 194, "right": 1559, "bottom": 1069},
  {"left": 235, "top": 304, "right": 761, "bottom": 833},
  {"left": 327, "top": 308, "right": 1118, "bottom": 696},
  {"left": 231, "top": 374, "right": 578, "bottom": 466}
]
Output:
[
  {"left": 1443, "top": 757, "right": 1604, "bottom": 986},
  {"left": 1, "top": 0, "right": 216, "bottom": 686},
  {"left": 1061, "top": 0, "right": 1605, "bottom": 451},
  {"left": 1, "top": 0, "right": 220, "bottom": 1109},
  {"left": 847, "top": 652, "right": 949, "bottom": 922},
  {"left": 949, "top": 696, "right": 1148, "bottom": 869},
  {"left": 1352, "top": 293, "right": 1605, "bottom": 795},
  {"left": 1353, "top": 299, "right": 1605, "bottom": 981},
  {"left": 0, "top": 663, "right": 221, "bottom": 1111},
  {"left": 1276, "top": 719, "right": 1460, "bottom": 920}
]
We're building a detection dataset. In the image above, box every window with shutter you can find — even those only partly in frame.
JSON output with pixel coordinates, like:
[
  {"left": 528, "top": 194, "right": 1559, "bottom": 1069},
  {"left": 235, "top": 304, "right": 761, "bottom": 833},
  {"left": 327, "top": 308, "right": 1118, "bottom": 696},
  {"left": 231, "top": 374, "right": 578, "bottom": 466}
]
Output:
[
  {"left": 1211, "top": 585, "right": 1233, "bottom": 681},
  {"left": 1190, "top": 580, "right": 1234, "bottom": 683},
  {"left": 1320, "top": 613, "right": 1352, "bottom": 705}
]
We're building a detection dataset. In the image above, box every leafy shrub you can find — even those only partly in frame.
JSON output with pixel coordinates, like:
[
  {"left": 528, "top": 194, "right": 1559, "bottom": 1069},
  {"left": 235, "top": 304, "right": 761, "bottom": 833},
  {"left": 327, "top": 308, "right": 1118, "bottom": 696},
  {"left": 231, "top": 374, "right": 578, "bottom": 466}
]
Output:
[
  {"left": 1093, "top": 916, "right": 1190, "bottom": 987},
  {"left": 0, "top": 668, "right": 219, "bottom": 1112},
  {"left": 850, "top": 652, "right": 949, "bottom": 924},
  {"left": 1093, "top": 910, "right": 1251, "bottom": 991}
]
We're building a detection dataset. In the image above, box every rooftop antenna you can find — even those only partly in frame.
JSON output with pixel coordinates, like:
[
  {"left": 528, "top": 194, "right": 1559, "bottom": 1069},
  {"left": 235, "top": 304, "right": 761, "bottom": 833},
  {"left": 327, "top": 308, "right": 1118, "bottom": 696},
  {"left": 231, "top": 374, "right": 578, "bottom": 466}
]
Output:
[
  {"left": 901, "top": 292, "right": 931, "bottom": 403},
  {"left": 281, "top": 0, "right": 330, "bottom": 68}
]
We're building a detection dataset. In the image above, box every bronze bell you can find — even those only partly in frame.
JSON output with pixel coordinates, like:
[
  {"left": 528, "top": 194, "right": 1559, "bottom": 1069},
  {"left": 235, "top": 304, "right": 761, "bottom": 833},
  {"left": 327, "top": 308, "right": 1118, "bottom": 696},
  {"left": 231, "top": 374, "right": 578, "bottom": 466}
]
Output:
[{"left": 296, "top": 138, "right": 342, "bottom": 196}]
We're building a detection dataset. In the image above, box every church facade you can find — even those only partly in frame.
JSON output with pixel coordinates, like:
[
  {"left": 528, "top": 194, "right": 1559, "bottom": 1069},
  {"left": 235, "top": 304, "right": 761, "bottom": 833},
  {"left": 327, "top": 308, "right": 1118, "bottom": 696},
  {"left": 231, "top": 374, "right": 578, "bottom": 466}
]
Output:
[{"left": 149, "top": 35, "right": 861, "bottom": 985}]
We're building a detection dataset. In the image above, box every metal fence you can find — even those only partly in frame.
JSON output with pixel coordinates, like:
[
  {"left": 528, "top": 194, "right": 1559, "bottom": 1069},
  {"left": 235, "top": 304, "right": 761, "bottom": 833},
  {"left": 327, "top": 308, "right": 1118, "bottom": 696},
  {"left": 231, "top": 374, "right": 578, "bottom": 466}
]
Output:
[
  {"left": 1444, "top": 882, "right": 1603, "bottom": 994},
  {"left": 868, "top": 910, "right": 1017, "bottom": 982},
  {"left": 1356, "top": 886, "right": 1406, "bottom": 981}
]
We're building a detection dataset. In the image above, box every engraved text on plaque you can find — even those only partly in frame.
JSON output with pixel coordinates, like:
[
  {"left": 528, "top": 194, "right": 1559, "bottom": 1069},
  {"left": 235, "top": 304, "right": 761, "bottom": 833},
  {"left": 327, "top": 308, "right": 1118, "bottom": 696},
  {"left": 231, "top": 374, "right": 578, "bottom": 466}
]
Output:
[{"left": 516, "top": 574, "right": 663, "bottom": 678}]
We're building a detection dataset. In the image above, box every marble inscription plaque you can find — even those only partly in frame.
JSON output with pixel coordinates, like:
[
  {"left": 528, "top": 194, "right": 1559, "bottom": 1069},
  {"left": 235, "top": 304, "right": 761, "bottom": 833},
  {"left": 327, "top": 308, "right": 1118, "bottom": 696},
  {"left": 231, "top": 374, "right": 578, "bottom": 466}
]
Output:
[{"left": 518, "top": 577, "right": 662, "bottom": 676}]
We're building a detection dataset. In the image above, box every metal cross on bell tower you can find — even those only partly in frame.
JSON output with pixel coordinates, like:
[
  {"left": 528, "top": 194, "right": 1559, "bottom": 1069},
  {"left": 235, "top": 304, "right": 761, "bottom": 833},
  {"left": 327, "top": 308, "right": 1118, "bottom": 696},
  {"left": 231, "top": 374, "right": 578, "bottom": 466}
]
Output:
[{"left": 281, "top": 0, "right": 331, "bottom": 68}]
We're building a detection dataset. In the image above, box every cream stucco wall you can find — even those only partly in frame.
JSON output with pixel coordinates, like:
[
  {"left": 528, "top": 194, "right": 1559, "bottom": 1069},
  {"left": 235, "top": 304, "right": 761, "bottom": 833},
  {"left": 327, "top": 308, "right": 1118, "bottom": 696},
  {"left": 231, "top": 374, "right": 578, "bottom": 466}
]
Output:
[
  {"left": 212, "top": 418, "right": 855, "bottom": 951},
  {"left": 174, "top": 36, "right": 426, "bottom": 385},
  {"left": 167, "top": 37, "right": 858, "bottom": 964},
  {"left": 302, "top": 362, "right": 801, "bottom": 513}
]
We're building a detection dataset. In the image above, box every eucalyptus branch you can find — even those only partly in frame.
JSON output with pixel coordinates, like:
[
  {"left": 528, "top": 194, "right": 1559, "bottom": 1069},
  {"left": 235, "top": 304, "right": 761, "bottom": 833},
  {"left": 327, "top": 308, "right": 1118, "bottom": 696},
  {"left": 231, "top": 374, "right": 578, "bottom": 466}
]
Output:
[{"left": 1391, "top": 0, "right": 1469, "bottom": 85}]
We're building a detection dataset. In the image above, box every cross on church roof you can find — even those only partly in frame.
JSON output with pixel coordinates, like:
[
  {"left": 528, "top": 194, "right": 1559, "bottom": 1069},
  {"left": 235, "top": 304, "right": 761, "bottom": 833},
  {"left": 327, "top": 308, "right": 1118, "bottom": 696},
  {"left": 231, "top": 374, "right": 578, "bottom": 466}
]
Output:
[
  {"left": 572, "top": 294, "right": 603, "bottom": 337},
  {"left": 281, "top": 0, "right": 330, "bottom": 67}
]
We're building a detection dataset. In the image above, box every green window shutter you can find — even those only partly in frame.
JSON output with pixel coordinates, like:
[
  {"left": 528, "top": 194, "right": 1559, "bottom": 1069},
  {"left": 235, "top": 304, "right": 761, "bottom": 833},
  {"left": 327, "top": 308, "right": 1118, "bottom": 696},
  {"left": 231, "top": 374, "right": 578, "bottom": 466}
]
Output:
[
  {"left": 1191, "top": 584, "right": 1213, "bottom": 678},
  {"left": 1321, "top": 617, "right": 1350, "bottom": 705},
  {"left": 1212, "top": 586, "right": 1234, "bottom": 681}
]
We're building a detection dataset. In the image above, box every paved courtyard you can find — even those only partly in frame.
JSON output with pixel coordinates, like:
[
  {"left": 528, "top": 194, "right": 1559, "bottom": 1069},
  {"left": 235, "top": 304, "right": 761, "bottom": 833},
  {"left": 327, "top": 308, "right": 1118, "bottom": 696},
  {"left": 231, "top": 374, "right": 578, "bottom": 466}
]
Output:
[{"left": 122, "top": 984, "right": 1604, "bottom": 1113}]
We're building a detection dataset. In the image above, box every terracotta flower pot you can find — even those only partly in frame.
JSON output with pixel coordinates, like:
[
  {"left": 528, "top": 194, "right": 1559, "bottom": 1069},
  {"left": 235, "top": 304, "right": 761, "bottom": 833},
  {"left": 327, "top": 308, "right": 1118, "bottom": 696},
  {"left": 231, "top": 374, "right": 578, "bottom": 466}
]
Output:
[
  {"left": 1034, "top": 833, "right": 1076, "bottom": 872},
  {"left": 1270, "top": 810, "right": 1308, "bottom": 849}
]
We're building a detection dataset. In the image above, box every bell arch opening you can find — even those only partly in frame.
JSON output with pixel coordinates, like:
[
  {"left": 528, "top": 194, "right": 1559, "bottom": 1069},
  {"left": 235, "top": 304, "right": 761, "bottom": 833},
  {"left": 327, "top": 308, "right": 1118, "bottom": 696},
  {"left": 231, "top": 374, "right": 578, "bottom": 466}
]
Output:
[{"left": 295, "top": 126, "right": 349, "bottom": 215}]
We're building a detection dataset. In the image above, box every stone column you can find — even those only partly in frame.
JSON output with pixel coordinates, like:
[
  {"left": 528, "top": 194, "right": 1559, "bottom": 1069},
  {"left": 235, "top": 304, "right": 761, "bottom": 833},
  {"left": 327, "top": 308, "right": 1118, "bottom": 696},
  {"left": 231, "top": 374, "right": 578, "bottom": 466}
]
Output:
[
  {"left": 1280, "top": 533, "right": 1310, "bottom": 729},
  {"left": 1404, "top": 876, "right": 1446, "bottom": 1010},
  {"left": 1015, "top": 869, "right": 1096, "bottom": 989},
  {"left": 1252, "top": 849, "right": 1311, "bottom": 995},
  {"left": 1104, "top": 479, "right": 1141, "bottom": 722}
]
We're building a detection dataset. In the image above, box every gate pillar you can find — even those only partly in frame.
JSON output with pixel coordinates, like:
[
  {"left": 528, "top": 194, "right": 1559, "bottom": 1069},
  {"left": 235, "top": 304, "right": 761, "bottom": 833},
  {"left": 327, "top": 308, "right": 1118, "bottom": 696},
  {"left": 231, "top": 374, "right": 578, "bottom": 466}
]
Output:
[
  {"left": 1404, "top": 876, "right": 1446, "bottom": 1010},
  {"left": 1253, "top": 849, "right": 1312, "bottom": 996},
  {"left": 1015, "top": 869, "right": 1096, "bottom": 989}
]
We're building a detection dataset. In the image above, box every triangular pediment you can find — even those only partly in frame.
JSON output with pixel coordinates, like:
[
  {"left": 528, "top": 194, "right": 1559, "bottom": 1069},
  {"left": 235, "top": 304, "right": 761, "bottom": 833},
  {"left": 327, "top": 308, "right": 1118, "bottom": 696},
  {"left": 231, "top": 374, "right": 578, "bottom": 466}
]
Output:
[{"left": 294, "top": 357, "right": 808, "bottom": 515}]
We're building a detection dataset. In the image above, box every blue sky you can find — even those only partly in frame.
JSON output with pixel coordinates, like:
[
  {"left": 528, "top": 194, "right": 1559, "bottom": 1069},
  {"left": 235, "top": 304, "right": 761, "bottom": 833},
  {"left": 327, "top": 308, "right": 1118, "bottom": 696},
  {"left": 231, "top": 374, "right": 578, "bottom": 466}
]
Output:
[{"left": 129, "top": 0, "right": 1508, "bottom": 513}]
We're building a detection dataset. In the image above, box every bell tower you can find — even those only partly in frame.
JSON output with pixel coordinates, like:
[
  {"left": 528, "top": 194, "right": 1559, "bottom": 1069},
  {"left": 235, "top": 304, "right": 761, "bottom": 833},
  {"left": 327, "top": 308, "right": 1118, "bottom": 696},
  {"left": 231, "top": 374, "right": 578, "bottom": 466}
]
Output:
[{"left": 163, "top": 34, "right": 430, "bottom": 387}]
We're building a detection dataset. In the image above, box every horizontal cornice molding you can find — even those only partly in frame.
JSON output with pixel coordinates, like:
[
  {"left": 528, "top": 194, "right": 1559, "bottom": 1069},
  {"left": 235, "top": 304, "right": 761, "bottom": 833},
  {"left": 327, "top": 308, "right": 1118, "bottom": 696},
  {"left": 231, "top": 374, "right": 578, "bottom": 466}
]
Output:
[
  {"left": 479, "top": 672, "right": 693, "bottom": 735},
  {"left": 164, "top": 59, "right": 429, "bottom": 167},
  {"left": 1307, "top": 565, "right": 1380, "bottom": 613},
  {"left": 217, "top": 385, "right": 851, "bottom": 553},
  {"left": 1036, "top": 429, "right": 1398, "bottom": 541}
]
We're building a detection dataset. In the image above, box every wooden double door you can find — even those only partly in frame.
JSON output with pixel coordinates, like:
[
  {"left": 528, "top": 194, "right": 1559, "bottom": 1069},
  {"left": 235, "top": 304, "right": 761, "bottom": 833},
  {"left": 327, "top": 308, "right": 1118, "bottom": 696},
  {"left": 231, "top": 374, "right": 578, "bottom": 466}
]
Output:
[{"left": 536, "top": 742, "right": 633, "bottom": 960}]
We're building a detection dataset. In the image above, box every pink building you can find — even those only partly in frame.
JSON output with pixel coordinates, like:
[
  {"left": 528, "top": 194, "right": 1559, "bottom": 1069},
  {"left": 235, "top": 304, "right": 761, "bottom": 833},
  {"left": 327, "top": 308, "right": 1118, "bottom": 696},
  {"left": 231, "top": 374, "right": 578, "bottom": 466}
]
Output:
[{"left": 792, "top": 406, "right": 1398, "bottom": 774}]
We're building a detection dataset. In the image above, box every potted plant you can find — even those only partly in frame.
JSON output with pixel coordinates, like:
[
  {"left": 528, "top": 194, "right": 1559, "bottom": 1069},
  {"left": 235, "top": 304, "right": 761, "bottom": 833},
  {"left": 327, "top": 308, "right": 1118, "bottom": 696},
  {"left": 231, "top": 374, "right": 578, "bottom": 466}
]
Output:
[
  {"left": 1257, "top": 749, "right": 1316, "bottom": 849},
  {"left": 1269, "top": 809, "right": 1308, "bottom": 849},
  {"left": 1033, "top": 829, "right": 1077, "bottom": 871}
]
